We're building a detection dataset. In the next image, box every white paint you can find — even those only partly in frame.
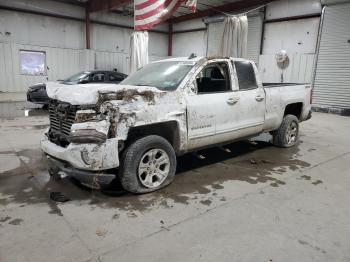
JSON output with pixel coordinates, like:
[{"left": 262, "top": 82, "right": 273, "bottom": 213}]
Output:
[
  {"left": 171, "top": 16, "right": 207, "bottom": 57},
  {"left": 173, "top": 31, "right": 207, "bottom": 57},
  {"left": 263, "top": 18, "right": 320, "bottom": 54},
  {"left": 42, "top": 57, "right": 312, "bottom": 172},
  {"left": 266, "top": 0, "right": 322, "bottom": 20},
  {"left": 41, "top": 135, "right": 120, "bottom": 171},
  {"left": 46, "top": 82, "right": 161, "bottom": 105}
]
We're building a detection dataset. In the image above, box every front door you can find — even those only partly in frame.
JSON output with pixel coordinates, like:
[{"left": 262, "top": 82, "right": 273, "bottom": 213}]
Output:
[{"left": 186, "top": 60, "right": 241, "bottom": 150}]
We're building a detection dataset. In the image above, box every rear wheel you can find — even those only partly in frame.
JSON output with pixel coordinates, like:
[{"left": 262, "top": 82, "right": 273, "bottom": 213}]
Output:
[
  {"left": 273, "top": 114, "right": 299, "bottom": 148},
  {"left": 119, "top": 135, "right": 176, "bottom": 194}
]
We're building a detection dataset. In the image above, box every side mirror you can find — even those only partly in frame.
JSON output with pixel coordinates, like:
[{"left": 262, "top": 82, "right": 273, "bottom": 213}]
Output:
[{"left": 188, "top": 81, "right": 198, "bottom": 94}]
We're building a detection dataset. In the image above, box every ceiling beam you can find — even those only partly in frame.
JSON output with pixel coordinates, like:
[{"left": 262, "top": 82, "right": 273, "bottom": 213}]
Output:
[
  {"left": 51, "top": 0, "right": 86, "bottom": 7},
  {"left": 88, "top": 0, "right": 132, "bottom": 13},
  {"left": 170, "top": 0, "right": 276, "bottom": 23}
]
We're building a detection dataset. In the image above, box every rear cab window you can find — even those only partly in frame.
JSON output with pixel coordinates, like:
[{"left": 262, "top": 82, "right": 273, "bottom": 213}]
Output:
[{"left": 234, "top": 61, "right": 258, "bottom": 91}]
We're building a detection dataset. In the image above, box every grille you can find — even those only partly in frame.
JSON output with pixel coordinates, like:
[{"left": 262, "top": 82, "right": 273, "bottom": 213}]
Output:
[{"left": 48, "top": 102, "right": 78, "bottom": 146}]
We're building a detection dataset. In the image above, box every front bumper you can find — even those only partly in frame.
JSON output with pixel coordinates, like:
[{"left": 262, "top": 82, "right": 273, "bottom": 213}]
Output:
[
  {"left": 41, "top": 133, "right": 120, "bottom": 171},
  {"left": 47, "top": 156, "right": 116, "bottom": 189}
]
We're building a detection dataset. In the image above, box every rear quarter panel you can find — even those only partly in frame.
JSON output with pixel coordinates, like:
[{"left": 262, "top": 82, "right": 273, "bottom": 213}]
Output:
[{"left": 263, "top": 84, "right": 311, "bottom": 131}]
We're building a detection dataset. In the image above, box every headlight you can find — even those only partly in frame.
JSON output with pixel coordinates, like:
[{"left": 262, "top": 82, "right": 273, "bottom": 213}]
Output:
[
  {"left": 69, "top": 120, "right": 110, "bottom": 144},
  {"left": 75, "top": 109, "right": 99, "bottom": 123},
  {"left": 69, "top": 129, "right": 107, "bottom": 144}
]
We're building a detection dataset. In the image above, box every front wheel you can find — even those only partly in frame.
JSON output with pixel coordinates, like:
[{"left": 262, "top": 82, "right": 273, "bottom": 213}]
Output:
[
  {"left": 119, "top": 135, "right": 177, "bottom": 194},
  {"left": 273, "top": 114, "right": 299, "bottom": 148}
]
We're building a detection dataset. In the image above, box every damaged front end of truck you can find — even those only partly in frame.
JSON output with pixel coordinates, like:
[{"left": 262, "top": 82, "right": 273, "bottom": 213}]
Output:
[{"left": 41, "top": 87, "right": 165, "bottom": 189}]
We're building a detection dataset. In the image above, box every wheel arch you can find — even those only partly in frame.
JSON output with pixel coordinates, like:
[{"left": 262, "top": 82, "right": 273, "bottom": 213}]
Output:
[
  {"left": 284, "top": 102, "right": 303, "bottom": 120},
  {"left": 126, "top": 121, "right": 182, "bottom": 154}
]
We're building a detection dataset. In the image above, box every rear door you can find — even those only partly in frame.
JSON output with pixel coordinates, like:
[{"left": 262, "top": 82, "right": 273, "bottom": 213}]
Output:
[{"left": 232, "top": 60, "right": 265, "bottom": 135}]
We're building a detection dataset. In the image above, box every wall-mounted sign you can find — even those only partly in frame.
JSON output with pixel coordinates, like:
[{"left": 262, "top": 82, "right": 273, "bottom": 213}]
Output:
[{"left": 20, "top": 50, "right": 46, "bottom": 75}]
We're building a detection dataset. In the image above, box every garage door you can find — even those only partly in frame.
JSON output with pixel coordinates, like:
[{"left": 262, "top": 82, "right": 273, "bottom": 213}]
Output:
[
  {"left": 313, "top": 3, "right": 350, "bottom": 109},
  {"left": 207, "top": 15, "right": 263, "bottom": 63}
]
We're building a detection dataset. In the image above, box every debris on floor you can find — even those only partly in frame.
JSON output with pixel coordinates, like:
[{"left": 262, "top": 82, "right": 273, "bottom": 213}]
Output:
[
  {"left": 96, "top": 228, "right": 108, "bottom": 237},
  {"left": 262, "top": 159, "right": 274, "bottom": 164},
  {"left": 49, "top": 192, "right": 71, "bottom": 203},
  {"left": 8, "top": 218, "right": 24, "bottom": 225},
  {"left": 250, "top": 159, "right": 257, "bottom": 165},
  {"left": 0, "top": 216, "right": 11, "bottom": 223}
]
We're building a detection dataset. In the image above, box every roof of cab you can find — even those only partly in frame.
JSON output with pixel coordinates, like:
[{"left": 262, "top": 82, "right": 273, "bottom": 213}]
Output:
[
  {"left": 151, "top": 56, "right": 253, "bottom": 65},
  {"left": 155, "top": 56, "right": 204, "bottom": 63}
]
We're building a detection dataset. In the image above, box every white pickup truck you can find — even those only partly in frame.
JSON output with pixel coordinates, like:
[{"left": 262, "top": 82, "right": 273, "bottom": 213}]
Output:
[{"left": 41, "top": 56, "right": 312, "bottom": 193}]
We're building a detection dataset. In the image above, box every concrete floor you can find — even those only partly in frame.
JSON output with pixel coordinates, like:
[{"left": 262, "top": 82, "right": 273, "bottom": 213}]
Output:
[{"left": 0, "top": 112, "right": 349, "bottom": 262}]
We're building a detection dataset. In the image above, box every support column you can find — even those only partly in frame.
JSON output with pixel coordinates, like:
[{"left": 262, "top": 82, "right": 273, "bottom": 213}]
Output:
[
  {"left": 85, "top": 5, "right": 91, "bottom": 49},
  {"left": 168, "top": 23, "right": 173, "bottom": 56}
]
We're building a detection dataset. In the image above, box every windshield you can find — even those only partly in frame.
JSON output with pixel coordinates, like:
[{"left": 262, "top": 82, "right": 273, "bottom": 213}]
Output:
[
  {"left": 121, "top": 61, "right": 194, "bottom": 91},
  {"left": 62, "top": 72, "right": 89, "bottom": 84}
]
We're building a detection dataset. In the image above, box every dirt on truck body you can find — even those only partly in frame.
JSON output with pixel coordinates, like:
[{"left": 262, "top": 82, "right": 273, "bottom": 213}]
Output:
[{"left": 41, "top": 56, "right": 312, "bottom": 193}]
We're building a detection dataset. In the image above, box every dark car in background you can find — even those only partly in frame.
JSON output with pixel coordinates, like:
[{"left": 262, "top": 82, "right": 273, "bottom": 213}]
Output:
[{"left": 27, "top": 70, "right": 127, "bottom": 106}]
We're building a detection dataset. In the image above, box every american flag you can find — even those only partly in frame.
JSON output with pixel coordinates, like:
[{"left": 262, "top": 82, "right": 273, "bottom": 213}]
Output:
[{"left": 135, "top": 0, "right": 197, "bottom": 31}]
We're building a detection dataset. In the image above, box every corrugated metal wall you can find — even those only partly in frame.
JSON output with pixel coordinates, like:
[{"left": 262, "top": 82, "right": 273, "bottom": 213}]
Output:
[
  {"left": 207, "top": 14, "right": 263, "bottom": 63},
  {"left": 313, "top": 3, "right": 350, "bottom": 109},
  {"left": 259, "top": 17, "right": 320, "bottom": 83},
  {"left": 247, "top": 15, "right": 264, "bottom": 63},
  {"left": 259, "top": 54, "right": 315, "bottom": 83},
  {"left": 0, "top": 42, "right": 95, "bottom": 93},
  {"left": 95, "top": 51, "right": 129, "bottom": 74},
  {"left": 0, "top": 41, "right": 168, "bottom": 95}
]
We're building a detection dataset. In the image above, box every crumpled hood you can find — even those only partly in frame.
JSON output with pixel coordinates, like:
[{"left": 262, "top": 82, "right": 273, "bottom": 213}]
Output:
[{"left": 46, "top": 82, "right": 160, "bottom": 105}]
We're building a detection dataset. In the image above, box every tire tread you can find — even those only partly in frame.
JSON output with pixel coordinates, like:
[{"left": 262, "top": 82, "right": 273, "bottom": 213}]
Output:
[
  {"left": 119, "top": 135, "right": 176, "bottom": 194},
  {"left": 273, "top": 114, "right": 299, "bottom": 148}
]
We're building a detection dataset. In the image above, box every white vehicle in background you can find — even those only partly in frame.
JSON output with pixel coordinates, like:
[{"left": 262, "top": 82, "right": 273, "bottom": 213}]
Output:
[{"left": 41, "top": 56, "right": 312, "bottom": 193}]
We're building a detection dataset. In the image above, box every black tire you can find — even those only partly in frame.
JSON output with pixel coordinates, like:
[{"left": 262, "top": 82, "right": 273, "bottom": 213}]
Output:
[
  {"left": 119, "top": 135, "right": 177, "bottom": 194},
  {"left": 273, "top": 114, "right": 299, "bottom": 148}
]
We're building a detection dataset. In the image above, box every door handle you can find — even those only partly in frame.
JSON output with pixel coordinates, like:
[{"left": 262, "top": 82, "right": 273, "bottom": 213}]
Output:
[
  {"left": 255, "top": 95, "right": 264, "bottom": 102},
  {"left": 227, "top": 97, "right": 239, "bottom": 105}
]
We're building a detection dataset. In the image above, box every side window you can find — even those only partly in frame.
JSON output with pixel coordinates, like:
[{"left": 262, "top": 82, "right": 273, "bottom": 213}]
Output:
[
  {"left": 109, "top": 73, "right": 124, "bottom": 82},
  {"left": 234, "top": 61, "right": 258, "bottom": 91},
  {"left": 196, "top": 62, "right": 231, "bottom": 94},
  {"left": 89, "top": 73, "right": 106, "bottom": 83}
]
